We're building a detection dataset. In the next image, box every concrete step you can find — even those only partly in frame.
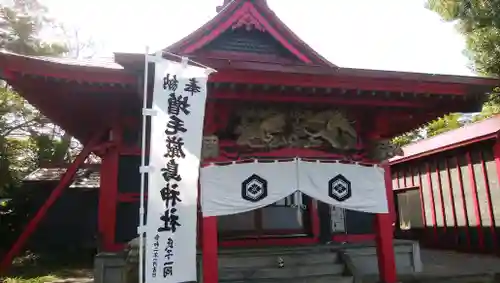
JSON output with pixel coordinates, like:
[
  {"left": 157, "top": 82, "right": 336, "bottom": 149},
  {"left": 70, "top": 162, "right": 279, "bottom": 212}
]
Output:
[
  {"left": 219, "top": 251, "right": 338, "bottom": 269},
  {"left": 220, "top": 263, "right": 345, "bottom": 281},
  {"left": 218, "top": 245, "right": 337, "bottom": 257},
  {"left": 223, "top": 274, "right": 353, "bottom": 283}
]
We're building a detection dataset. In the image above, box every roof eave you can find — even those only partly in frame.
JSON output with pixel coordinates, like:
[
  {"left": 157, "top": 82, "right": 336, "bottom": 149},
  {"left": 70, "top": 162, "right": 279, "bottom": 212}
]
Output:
[
  {"left": 0, "top": 50, "right": 138, "bottom": 85},
  {"left": 390, "top": 133, "right": 499, "bottom": 165}
]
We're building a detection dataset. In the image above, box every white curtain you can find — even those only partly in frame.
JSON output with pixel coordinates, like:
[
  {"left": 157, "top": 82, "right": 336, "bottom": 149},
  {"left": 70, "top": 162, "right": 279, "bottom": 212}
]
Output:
[
  {"left": 200, "top": 161, "right": 297, "bottom": 216},
  {"left": 200, "top": 159, "right": 389, "bottom": 216},
  {"left": 298, "top": 161, "right": 388, "bottom": 214}
]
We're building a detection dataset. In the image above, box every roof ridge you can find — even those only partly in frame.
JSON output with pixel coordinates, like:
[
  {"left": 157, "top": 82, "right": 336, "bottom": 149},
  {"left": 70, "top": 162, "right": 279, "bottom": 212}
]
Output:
[{"left": 164, "top": 0, "right": 336, "bottom": 67}]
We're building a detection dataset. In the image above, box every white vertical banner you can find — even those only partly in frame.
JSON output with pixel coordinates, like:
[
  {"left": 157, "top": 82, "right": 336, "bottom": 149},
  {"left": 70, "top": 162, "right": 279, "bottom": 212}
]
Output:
[{"left": 145, "top": 56, "right": 209, "bottom": 283}]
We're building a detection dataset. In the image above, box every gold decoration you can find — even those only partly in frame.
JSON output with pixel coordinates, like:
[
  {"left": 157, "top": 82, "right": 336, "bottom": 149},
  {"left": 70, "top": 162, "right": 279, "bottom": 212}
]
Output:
[
  {"left": 300, "top": 110, "right": 357, "bottom": 150},
  {"left": 366, "top": 139, "right": 404, "bottom": 161},
  {"left": 201, "top": 135, "right": 220, "bottom": 159},
  {"left": 235, "top": 109, "right": 288, "bottom": 148},
  {"left": 234, "top": 108, "right": 358, "bottom": 150}
]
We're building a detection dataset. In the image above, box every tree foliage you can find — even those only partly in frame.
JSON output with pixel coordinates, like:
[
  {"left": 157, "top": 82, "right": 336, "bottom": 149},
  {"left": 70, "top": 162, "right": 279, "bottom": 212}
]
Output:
[
  {"left": 0, "top": 0, "right": 67, "bottom": 55},
  {"left": 392, "top": 0, "right": 500, "bottom": 147},
  {"left": 426, "top": 0, "right": 500, "bottom": 76},
  {"left": 426, "top": 113, "right": 464, "bottom": 137},
  {"left": 0, "top": 0, "right": 83, "bottom": 198}
]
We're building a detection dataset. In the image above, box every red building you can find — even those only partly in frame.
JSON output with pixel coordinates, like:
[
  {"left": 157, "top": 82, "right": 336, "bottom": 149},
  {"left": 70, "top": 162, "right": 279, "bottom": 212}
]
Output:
[
  {"left": 0, "top": 0, "right": 498, "bottom": 282},
  {"left": 390, "top": 115, "right": 500, "bottom": 253}
]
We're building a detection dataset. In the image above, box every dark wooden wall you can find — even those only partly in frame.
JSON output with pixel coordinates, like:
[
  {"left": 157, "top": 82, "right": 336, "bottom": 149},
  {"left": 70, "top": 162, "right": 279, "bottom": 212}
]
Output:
[{"left": 391, "top": 138, "right": 500, "bottom": 254}]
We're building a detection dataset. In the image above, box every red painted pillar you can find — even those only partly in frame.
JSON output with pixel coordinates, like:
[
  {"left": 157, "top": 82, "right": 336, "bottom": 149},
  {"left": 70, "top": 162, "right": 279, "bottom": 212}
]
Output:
[
  {"left": 494, "top": 140, "right": 500, "bottom": 197},
  {"left": 98, "top": 146, "right": 119, "bottom": 251},
  {"left": 425, "top": 162, "right": 438, "bottom": 244},
  {"left": 479, "top": 150, "right": 498, "bottom": 252},
  {"left": 202, "top": 216, "right": 218, "bottom": 283},
  {"left": 384, "top": 165, "right": 396, "bottom": 224},
  {"left": 466, "top": 151, "right": 484, "bottom": 251},
  {"left": 375, "top": 164, "right": 397, "bottom": 283}
]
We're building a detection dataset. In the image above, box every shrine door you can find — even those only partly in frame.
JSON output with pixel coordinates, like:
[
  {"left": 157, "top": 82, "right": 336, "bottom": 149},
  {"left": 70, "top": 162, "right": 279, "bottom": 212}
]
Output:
[{"left": 217, "top": 192, "right": 313, "bottom": 240}]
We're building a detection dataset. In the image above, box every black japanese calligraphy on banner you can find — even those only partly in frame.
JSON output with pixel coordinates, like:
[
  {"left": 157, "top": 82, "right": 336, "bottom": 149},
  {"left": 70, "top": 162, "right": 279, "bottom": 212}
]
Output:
[{"left": 146, "top": 58, "right": 210, "bottom": 283}]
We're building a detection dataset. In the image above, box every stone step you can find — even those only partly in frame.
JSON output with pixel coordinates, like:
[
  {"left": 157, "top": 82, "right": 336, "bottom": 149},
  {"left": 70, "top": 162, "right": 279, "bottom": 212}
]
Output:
[
  {"left": 219, "top": 251, "right": 338, "bottom": 269},
  {"left": 218, "top": 245, "right": 336, "bottom": 257},
  {"left": 222, "top": 274, "right": 353, "bottom": 283},
  {"left": 220, "top": 263, "right": 345, "bottom": 281}
]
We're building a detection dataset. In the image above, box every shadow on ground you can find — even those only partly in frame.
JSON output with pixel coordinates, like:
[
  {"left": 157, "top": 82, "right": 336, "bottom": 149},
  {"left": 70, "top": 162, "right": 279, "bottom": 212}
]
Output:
[{"left": 1, "top": 250, "right": 94, "bottom": 282}]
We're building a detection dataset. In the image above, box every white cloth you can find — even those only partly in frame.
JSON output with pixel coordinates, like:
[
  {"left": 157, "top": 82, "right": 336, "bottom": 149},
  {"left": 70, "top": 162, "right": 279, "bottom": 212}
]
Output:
[
  {"left": 145, "top": 58, "right": 208, "bottom": 283},
  {"left": 298, "top": 161, "right": 388, "bottom": 213},
  {"left": 200, "top": 161, "right": 298, "bottom": 216}
]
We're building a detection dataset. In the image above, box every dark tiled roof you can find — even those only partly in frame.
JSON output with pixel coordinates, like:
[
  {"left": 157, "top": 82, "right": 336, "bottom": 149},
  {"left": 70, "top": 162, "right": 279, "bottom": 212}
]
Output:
[{"left": 23, "top": 167, "right": 100, "bottom": 188}]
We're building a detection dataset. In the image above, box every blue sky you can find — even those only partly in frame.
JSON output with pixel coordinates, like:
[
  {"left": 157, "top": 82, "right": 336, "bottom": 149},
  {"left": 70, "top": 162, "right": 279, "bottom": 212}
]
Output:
[{"left": 39, "top": 0, "right": 473, "bottom": 76}]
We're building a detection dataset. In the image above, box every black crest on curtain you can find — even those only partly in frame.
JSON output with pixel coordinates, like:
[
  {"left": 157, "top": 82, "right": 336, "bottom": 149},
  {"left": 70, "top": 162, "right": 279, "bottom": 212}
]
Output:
[
  {"left": 241, "top": 174, "right": 268, "bottom": 202},
  {"left": 328, "top": 174, "right": 351, "bottom": 202}
]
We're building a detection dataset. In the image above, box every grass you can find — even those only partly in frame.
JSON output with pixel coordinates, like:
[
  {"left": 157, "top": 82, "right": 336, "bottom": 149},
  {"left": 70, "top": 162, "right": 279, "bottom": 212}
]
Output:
[
  {"left": 0, "top": 251, "right": 93, "bottom": 283},
  {"left": 3, "top": 275, "right": 60, "bottom": 283}
]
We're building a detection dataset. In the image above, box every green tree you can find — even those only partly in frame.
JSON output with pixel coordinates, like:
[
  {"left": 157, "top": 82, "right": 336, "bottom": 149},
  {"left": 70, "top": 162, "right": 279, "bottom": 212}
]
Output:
[
  {"left": 426, "top": 113, "right": 463, "bottom": 137},
  {"left": 426, "top": 0, "right": 500, "bottom": 113},
  {"left": 392, "top": 129, "right": 423, "bottom": 147},
  {"left": 0, "top": 0, "right": 68, "bottom": 55},
  {"left": 392, "top": 0, "right": 500, "bottom": 146},
  {"left": 0, "top": 0, "right": 74, "bottom": 196}
]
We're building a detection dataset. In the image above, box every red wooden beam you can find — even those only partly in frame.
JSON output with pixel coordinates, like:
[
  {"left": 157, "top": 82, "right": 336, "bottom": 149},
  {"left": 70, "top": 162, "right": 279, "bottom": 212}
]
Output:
[
  {"left": 0, "top": 130, "right": 103, "bottom": 272},
  {"left": 210, "top": 90, "right": 428, "bottom": 108},
  {"left": 410, "top": 165, "right": 415, "bottom": 187},
  {"left": 479, "top": 150, "right": 497, "bottom": 252},
  {"left": 495, "top": 140, "right": 500, "bottom": 254},
  {"left": 455, "top": 156, "right": 471, "bottom": 250},
  {"left": 466, "top": 150, "right": 484, "bottom": 251},
  {"left": 202, "top": 217, "right": 219, "bottom": 283},
  {"left": 402, "top": 167, "right": 407, "bottom": 188},
  {"left": 425, "top": 162, "right": 438, "bottom": 244},
  {"left": 105, "top": 123, "right": 123, "bottom": 252},
  {"left": 444, "top": 158, "right": 459, "bottom": 246},
  {"left": 395, "top": 169, "right": 401, "bottom": 189},
  {"left": 494, "top": 140, "right": 500, "bottom": 201},
  {"left": 434, "top": 159, "right": 447, "bottom": 232},
  {"left": 99, "top": 147, "right": 120, "bottom": 251},
  {"left": 417, "top": 166, "right": 427, "bottom": 229},
  {"left": 374, "top": 164, "right": 398, "bottom": 283},
  {"left": 209, "top": 69, "right": 475, "bottom": 95},
  {"left": 383, "top": 164, "right": 397, "bottom": 225}
]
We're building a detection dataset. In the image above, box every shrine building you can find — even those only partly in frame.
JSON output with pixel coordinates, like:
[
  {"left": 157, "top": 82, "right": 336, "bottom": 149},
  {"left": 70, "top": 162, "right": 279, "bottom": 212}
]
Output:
[{"left": 0, "top": 0, "right": 498, "bottom": 282}]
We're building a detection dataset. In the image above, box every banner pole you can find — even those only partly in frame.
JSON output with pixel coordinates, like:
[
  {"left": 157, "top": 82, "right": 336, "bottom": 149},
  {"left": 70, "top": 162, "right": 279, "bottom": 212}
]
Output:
[{"left": 138, "top": 46, "right": 150, "bottom": 283}]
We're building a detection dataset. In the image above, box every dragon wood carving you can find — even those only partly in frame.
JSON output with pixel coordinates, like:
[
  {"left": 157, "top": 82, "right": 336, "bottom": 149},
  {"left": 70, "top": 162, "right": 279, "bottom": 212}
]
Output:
[
  {"left": 365, "top": 139, "right": 404, "bottom": 162},
  {"left": 235, "top": 108, "right": 358, "bottom": 151}
]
